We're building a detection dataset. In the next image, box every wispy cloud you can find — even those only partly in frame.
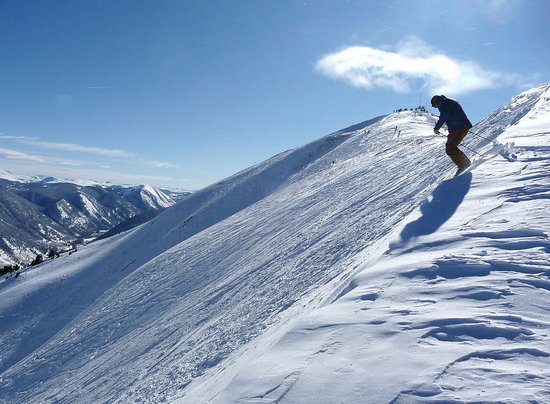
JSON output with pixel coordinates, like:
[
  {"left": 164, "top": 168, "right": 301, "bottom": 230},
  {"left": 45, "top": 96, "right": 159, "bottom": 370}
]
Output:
[
  {"left": 1, "top": 134, "right": 187, "bottom": 187},
  {"left": 21, "top": 138, "right": 134, "bottom": 158},
  {"left": 0, "top": 147, "right": 46, "bottom": 162},
  {"left": 0, "top": 147, "right": 88, "bottom": 167},
  {"left": 0, "top": 135, "right": 28, "bottom": 140},
  {"left": 0, "top": 155, "right": 181, "bottom": 186},
  {"left": 315, "top": 37, "right": 521, "bottom": 96},
  {"left": 147, "top": 160, "right": 180, "bottom": 169},
  {"left": 2, "top": 134, "right": 134, "bottom": 158}
]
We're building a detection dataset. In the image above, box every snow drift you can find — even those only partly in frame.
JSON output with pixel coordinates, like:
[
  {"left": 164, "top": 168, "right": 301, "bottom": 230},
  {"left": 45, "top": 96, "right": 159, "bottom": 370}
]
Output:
[{"left": 0, "top": 84, "right": 548, "bottom": 403}]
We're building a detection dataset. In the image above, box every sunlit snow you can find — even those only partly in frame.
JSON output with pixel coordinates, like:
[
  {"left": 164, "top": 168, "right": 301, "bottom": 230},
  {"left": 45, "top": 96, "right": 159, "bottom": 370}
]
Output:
[{"left": 0, "top": 84, "right": 548, "bottom": 403}]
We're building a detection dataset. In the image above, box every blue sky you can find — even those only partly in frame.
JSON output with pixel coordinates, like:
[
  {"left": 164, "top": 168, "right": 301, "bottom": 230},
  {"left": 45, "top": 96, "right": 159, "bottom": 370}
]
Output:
[{"left": 1, "top": 0, "right": 548, "bottom": 189}]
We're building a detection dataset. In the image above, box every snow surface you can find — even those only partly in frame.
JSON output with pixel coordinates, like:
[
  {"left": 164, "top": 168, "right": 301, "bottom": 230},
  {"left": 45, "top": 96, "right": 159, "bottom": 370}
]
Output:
[{"left": 0, "top": 84, "right": 549, "bottom": 403}]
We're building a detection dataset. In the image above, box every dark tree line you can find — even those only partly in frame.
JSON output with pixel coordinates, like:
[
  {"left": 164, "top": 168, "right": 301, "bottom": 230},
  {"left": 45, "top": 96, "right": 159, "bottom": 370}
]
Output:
[
  {"left": 1, "top": 264, "right": 21, "bottom": 276},
  {"left": 2, "top": 248, "right": 64, "bottom": 277}
]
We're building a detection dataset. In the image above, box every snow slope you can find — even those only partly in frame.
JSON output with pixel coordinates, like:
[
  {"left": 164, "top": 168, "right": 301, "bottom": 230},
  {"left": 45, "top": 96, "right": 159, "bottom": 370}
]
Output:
[
  {"left": 0, "top": 84, "right": 548, "bottom": 403},
  {"left": 186, "top": 84, "right": 550, "bottom": 403}
]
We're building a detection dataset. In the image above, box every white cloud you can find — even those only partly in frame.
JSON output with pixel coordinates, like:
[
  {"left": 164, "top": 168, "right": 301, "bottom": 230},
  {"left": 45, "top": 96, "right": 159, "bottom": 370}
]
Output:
[
  {"left": 0, "top": 147, "right": 46, "bottom": 162},
  {"left": 0, "top": 135, "right": 28, "bottom": 140},
  {"left": 21, "top": 139, "right": 134, "bottom": 158},
  {"left": 1, "top": 135, "right": 191, "bottom": 188},
  {"left": 147, "top": 161, "right": 180, "bottom": 169},
  {"left": 2, "top": 134, "right": 134, "bottom": 158},
  {"left": 0, "top": 154, "right": 184, "bottom": 188},
  {"left": 315, "top": 37, "right": 520, "bottom": 96}
]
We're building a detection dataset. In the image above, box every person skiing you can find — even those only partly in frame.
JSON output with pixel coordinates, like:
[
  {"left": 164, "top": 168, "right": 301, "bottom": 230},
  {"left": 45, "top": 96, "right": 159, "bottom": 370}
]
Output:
[{"left": 431, "top": 95, "right": 473, "bottom": 176}]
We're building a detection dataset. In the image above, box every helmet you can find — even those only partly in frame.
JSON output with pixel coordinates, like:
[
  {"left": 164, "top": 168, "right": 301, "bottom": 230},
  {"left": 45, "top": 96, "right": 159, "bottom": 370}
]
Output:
[{"left": 431, "top": 95, "right": 441, "bottom": 107}]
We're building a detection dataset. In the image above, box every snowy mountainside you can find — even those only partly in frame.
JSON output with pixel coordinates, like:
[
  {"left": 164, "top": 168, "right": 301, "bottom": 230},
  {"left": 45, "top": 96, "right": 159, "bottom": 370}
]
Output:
[
  {"left": 187, "top": 83, "right": 550, "bottom": 403},
  {"left": 159, "top": 186, "right": 193, "bottom": 202},
  {"left": 0, "top": 178, "right": 176, "bottom": 265},
  {"left": 0, "top": 84, "right": 548, "bottom": 403},
  {"left": 0, "top": 189, "right": 68, "bottom": 265}
]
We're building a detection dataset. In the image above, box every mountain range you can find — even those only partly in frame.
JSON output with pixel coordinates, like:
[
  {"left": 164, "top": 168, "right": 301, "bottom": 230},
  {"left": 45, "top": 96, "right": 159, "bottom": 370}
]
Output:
[{"left": 0, "top": 174, "right": 190, "bottom": 266}]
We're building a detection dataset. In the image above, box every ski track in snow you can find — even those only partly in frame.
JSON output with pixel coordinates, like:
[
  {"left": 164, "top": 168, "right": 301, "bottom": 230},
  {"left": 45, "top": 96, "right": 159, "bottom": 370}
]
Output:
[{"left": 0, "top": 84, "right": 549, "bottom": 403}]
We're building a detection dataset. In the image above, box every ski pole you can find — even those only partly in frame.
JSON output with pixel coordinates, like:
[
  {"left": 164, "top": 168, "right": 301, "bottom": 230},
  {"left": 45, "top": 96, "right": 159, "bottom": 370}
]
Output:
[
  {"left": 459, "top": 142, "right": 483, "bottom": 157},
  {"left": 468, "top": 130, "right": 492, "bottom": 142},
  {"left": 433, "top": 130, "right": 483, "bottom": 156}
]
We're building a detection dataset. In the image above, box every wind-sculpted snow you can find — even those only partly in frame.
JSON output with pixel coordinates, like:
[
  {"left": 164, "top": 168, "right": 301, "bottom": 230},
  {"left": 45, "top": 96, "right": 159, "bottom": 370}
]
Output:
[
  {"left": 1, "top": 84, "right": 549, "bottom": 403},
  {"left": 470, "top": 83, "right": 550, "bottom": 146}
]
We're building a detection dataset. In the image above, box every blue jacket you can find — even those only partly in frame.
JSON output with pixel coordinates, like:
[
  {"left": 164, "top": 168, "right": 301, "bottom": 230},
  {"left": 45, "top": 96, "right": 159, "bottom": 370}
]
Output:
[{"left": 434, "top": 96, "right": 472, "bottom": 132}]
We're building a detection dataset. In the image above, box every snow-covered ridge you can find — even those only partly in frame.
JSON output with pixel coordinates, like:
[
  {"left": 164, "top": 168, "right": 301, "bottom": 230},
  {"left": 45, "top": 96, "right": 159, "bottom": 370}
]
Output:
[
  {"left": 0, "top": 84, "right": 548, "bottom": 403},
  {"left": 0, "top": 169, "right": 35, "bottom": 183},
  {"left": 0, "top": 171, "right": 190, "bottom": 201},
  {"left": 0, "top": 170, "right": 103, "bottom": 185}
]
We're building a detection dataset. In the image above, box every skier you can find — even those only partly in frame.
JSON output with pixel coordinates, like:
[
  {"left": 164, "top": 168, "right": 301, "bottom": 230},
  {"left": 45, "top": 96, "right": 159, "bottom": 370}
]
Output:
[{"left": 431, "top": 95, "right": 473, "bottom": 176}]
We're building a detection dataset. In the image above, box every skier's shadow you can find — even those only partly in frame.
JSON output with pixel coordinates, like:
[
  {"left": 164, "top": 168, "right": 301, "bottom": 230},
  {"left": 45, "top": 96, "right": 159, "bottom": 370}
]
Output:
[{"left": 395, "top": 172, "right": 472, "bottom": 248}]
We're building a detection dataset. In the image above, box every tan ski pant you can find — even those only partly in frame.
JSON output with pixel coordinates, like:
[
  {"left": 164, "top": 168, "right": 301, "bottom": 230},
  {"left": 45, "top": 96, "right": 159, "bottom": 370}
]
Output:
[{"left": 446, "top": 127, "right": 471, "bottom": 169}]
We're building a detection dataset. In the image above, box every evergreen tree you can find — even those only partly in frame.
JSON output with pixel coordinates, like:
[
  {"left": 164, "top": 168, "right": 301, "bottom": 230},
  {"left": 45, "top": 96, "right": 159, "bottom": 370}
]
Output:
[{"left": 30, "top": 254, "right": 43, "bottom": 267}]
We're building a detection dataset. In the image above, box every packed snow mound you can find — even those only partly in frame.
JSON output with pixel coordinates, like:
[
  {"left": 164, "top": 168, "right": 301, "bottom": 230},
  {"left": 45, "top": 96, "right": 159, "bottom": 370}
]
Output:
[{"left": 0, "top": 84, "right": 548, "bottom": 403}]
